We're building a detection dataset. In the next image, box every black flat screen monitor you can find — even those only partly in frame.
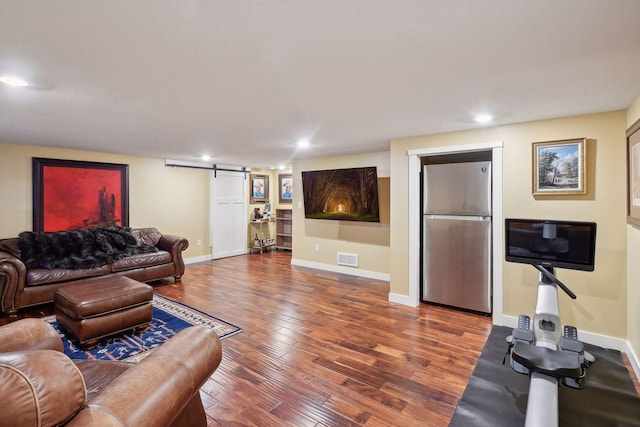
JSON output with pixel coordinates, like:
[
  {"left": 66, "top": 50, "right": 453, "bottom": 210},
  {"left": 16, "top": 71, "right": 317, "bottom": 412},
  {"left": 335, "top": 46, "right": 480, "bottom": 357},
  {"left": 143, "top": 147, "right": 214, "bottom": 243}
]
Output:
[{"left": 505, "top": 218, "right": 596, "bottom": 271}]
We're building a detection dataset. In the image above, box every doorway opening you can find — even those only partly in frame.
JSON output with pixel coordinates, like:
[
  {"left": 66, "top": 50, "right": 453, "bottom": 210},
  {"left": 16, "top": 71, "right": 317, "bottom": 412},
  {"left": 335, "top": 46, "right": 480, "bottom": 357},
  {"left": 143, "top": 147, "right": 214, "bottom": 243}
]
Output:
[
  {"left": 407, "top": 141, "right": 504, "bottom": 324},
  {"left": 420, "top": 151, "right": 493, "bottom": 314}
]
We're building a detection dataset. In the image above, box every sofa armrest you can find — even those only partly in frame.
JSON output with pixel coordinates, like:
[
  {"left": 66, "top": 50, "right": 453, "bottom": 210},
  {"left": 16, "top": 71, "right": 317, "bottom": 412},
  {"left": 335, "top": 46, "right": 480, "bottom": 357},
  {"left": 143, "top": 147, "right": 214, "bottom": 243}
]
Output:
[
  {"left": 0, "top": 318, "right": 63, "bottom": 353},
  {"left": 67, "top": 325, "right": 222, "bottom": 427},
  {"left": 157, "top": 234, "right": 189, "bottom": 281},
  {"left": 0, "top": 250, "right": 27, "bottom": 317}
]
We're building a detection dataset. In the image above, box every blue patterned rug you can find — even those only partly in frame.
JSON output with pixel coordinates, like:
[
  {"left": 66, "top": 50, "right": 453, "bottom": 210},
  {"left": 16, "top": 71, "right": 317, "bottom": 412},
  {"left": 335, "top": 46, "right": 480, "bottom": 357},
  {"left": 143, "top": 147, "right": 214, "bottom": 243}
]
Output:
[{"left": 44, "top": 295, "right": 241, "bottom": 362}]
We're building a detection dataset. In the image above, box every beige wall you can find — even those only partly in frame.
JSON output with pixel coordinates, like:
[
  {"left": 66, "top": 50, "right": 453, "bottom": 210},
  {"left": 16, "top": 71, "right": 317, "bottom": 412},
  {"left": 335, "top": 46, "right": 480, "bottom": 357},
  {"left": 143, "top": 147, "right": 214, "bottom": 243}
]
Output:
[
  {"left": 292, "top": 151, "right": 391, "bottom": 275},
  {"left": 626, "top": 96, "right": 640, "bottom": 362},
  {"left": 0, "top": 143, "right": 212, "bottom": 260},
  {"left": 390, "top": 111, "right": 628, "bottom": 337},
  {"left": 2, "top": 108, "right": 636, "bottom": 347},
  {"left": 247, "top": 167, "right": 293, "bottom": 244}
]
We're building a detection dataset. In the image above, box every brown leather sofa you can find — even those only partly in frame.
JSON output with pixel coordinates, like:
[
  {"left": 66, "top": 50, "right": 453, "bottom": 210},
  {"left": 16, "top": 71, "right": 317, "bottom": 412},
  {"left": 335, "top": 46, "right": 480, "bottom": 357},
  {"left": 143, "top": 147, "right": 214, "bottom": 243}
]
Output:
[
  {"left": 0, "top": 227, "right": 188, "bottom": 317},
  {"left": 0, "top": 318, "right": 221, "bottom": 426}
]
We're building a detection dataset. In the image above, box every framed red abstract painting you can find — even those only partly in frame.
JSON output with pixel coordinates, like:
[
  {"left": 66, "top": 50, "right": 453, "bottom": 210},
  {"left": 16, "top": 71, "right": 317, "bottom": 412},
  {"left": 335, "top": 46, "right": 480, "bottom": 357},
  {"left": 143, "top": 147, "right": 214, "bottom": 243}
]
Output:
[{"left": 32, "top": 158, "right": 129, "bottom": 232}]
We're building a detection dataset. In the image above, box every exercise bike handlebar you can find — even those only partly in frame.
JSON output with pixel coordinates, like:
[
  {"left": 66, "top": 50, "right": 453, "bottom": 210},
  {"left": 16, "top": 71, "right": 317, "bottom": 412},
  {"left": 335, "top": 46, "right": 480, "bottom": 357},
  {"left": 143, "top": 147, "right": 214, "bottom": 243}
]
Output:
[{"left": 533, "top": 264, "right": 577, "bottom": 300}]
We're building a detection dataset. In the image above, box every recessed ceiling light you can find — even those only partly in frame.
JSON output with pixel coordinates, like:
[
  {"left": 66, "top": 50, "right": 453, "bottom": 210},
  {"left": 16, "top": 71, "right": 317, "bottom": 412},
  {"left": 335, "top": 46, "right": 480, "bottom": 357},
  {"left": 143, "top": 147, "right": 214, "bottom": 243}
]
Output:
[
  {"left": 0, "top": 76, "right": 29, "bottom": 87},
  {"left": 297, "top": 139, "right": 310, "bottom": 148},
  {"left": 201, "top": 154, "right": 210, "bottom": 161},
  {"left": 474, "top": 114, "right": 493, "bottom": 123}
]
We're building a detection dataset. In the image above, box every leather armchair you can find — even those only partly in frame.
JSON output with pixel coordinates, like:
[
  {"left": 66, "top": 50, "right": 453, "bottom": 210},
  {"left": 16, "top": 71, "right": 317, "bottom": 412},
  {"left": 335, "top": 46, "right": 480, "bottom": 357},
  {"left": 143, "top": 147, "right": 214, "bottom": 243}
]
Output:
[{"left": 0, "top": 319, "right": 222, "bottom": 427}]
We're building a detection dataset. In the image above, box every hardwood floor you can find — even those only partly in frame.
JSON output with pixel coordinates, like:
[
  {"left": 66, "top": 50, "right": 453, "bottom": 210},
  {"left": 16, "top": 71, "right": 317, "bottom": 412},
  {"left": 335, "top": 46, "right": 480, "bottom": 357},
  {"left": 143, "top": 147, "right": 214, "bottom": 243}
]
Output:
[
  {"left": 155, "top": 251, "right": 493, "bottom": 426},
  {"left": 4, "top": 251, "right": 639, "bottom": 426}
]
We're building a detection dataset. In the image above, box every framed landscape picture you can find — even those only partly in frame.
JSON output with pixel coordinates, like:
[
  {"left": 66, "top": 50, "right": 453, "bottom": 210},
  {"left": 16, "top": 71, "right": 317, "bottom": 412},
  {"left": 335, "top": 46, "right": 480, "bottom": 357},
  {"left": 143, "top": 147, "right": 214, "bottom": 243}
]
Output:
[
  {"left": 627, "top": 118, "right": 640, "bottom": 226},
  {"left": 532, "top": 138, "right": 586, "bottom": 195},
  {"left": 32, "top": 158, "right": 129, "bottom": 232}
]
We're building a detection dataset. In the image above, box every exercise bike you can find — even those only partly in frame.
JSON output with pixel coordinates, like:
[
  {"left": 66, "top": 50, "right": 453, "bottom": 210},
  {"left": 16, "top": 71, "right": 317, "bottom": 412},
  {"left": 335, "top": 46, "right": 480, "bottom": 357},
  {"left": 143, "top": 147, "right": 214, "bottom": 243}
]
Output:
[{"left": 504, "top": 218, "right": 597, "bottom": 427}]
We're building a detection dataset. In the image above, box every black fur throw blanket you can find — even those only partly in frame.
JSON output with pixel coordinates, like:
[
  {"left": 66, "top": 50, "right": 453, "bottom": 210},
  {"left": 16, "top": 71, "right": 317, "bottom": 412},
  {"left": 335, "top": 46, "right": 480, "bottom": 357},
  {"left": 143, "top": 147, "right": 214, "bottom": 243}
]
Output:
[{"left": 19, "top": 227, "right": 158, "bottom": 270}]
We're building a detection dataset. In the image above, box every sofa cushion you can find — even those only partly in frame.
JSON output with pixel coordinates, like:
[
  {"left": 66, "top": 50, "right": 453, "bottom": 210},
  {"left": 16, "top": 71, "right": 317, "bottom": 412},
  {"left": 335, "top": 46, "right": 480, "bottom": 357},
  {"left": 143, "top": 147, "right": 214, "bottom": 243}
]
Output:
[
  {"left": 131, "top": 227, "right": 162, "bottom": 247},
  {"left": 26, "top": 265, "right": 112, "bottom": 286},
  {"left": 74, "top": 360, "right": 133, "bottom": 401},
  {"left": 0, "top": 350, "right": 86, "bottom": 426},
  {"left": 111, "top": 250, "right": 172, "bottom": 272}
]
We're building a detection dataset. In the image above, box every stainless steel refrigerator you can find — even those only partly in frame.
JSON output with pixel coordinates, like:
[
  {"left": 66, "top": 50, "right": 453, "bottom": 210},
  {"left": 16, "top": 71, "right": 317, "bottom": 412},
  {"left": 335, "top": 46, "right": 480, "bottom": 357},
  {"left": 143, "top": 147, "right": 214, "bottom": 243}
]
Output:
[{"left": 422, "top": 161, "right": 492, "bottom": 314}]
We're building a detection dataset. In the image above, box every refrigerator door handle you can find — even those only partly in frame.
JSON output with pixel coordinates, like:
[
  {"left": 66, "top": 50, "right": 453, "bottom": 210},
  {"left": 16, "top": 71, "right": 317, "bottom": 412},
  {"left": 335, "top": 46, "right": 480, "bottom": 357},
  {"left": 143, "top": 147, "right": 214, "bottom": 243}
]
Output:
[{"left": 424, "top": 214, "right": 490, "bottom": 221}]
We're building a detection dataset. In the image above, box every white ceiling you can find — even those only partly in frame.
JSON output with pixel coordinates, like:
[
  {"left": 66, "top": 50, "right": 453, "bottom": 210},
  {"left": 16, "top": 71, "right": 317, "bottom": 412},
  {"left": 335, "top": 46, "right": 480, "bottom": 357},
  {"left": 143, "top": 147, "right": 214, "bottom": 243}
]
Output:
[{"left": 1, "top": 1, "right": 640, "bottom": 168}]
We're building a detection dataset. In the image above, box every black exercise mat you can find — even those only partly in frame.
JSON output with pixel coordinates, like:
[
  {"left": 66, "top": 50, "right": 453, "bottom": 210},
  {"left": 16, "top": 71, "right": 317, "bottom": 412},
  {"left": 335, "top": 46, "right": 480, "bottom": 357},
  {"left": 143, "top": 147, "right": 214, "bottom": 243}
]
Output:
[{"left": 450, "top": 325, "right": 640, "bottom": 427}]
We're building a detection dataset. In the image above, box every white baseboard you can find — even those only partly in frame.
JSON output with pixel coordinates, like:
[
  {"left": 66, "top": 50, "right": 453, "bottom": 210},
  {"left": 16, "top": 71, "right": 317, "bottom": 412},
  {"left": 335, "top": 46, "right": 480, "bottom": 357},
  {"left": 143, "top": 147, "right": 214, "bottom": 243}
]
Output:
[
  {"left": 184, "top": 254, "right": 212, "bottom": 265},
  {"left": 623, "top": 340, "right": 640, "bottom": 385},
  {"left": 388, "top": 292, "right": 419, "bottom": 307},
  {"left": 290, "top": 258, "right": 391, "bottom": 281}
]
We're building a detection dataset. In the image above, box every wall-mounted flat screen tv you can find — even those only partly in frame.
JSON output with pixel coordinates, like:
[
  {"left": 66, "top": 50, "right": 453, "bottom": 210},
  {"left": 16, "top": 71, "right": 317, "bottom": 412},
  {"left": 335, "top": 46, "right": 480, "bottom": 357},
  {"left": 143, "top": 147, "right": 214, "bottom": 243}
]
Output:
[
  {"left": 505, "top": 218, "right": 597, "bottom": 271},
  {"left": 301, "top": 166, "right": 380, "bottom": 222}
]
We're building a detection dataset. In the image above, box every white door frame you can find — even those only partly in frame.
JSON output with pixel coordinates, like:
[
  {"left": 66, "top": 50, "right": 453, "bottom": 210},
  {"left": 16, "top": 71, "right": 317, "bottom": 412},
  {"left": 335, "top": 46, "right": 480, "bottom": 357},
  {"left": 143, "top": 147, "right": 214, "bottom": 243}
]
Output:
[{"left": 407, "top": 141, "right": 504, "bottom": 325}]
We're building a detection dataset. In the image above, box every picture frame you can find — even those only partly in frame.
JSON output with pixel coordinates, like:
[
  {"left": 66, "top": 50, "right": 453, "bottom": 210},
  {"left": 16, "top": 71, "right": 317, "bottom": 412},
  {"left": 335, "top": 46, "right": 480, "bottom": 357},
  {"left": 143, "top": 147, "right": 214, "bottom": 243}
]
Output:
[
  {"left": 532, "top": 138, "right": 587, "bottom": 195},
  {"left": 627, "top": 118, "right": 640, "bottom": 226},
  {"left": 249, "top": 174, "right": 269, "bottom": 204},
  {"left": 33, "top": 158, "right": 129, "bottom": 232},
  {"left": 278, "top": 173, "right": 293, "bottom": 204}
]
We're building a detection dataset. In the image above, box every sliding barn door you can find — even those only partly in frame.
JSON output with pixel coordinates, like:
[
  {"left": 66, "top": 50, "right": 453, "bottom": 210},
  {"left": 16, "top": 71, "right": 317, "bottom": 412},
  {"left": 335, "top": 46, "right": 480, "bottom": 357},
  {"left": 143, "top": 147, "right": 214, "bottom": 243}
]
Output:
[{"left": 211, "top": 170, "right": 247, "bottom": 259}]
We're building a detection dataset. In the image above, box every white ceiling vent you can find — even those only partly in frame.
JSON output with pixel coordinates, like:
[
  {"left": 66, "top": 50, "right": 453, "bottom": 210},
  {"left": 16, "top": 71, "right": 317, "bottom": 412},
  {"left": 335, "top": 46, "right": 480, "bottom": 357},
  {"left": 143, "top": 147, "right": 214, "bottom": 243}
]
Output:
[{"left": 337, "top": 252, "right": 358, "bottom": 267}]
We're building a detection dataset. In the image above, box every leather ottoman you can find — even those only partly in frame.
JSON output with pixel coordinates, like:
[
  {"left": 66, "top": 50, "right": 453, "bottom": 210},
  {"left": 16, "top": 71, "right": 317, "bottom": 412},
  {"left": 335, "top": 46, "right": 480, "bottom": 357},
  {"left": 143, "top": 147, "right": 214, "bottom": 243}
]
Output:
[{"left": 54, "top": 276, "right": 153, "bottom": 349}]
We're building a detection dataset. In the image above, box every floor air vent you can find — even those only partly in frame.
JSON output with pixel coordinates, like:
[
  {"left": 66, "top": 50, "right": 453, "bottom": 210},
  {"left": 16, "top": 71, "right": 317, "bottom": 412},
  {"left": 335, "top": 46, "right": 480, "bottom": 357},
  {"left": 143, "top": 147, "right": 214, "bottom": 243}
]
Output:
[{"left": 337, "top": 252, "right": 358, "bottom": 267}]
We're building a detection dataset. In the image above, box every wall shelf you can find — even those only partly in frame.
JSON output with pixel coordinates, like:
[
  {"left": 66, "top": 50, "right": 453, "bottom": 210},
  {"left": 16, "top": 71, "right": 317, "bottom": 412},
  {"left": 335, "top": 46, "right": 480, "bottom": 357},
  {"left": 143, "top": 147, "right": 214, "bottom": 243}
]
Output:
[{"left": 276, "top": 209, "right": 292, "bottom": 250}]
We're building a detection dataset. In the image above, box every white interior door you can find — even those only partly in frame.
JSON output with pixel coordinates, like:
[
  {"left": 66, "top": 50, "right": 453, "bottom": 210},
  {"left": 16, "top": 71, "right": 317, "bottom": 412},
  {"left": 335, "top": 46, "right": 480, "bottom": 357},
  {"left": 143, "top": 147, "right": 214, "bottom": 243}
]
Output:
[{"left": 211, "top": 170, "right": 247, "bottom": 259}]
